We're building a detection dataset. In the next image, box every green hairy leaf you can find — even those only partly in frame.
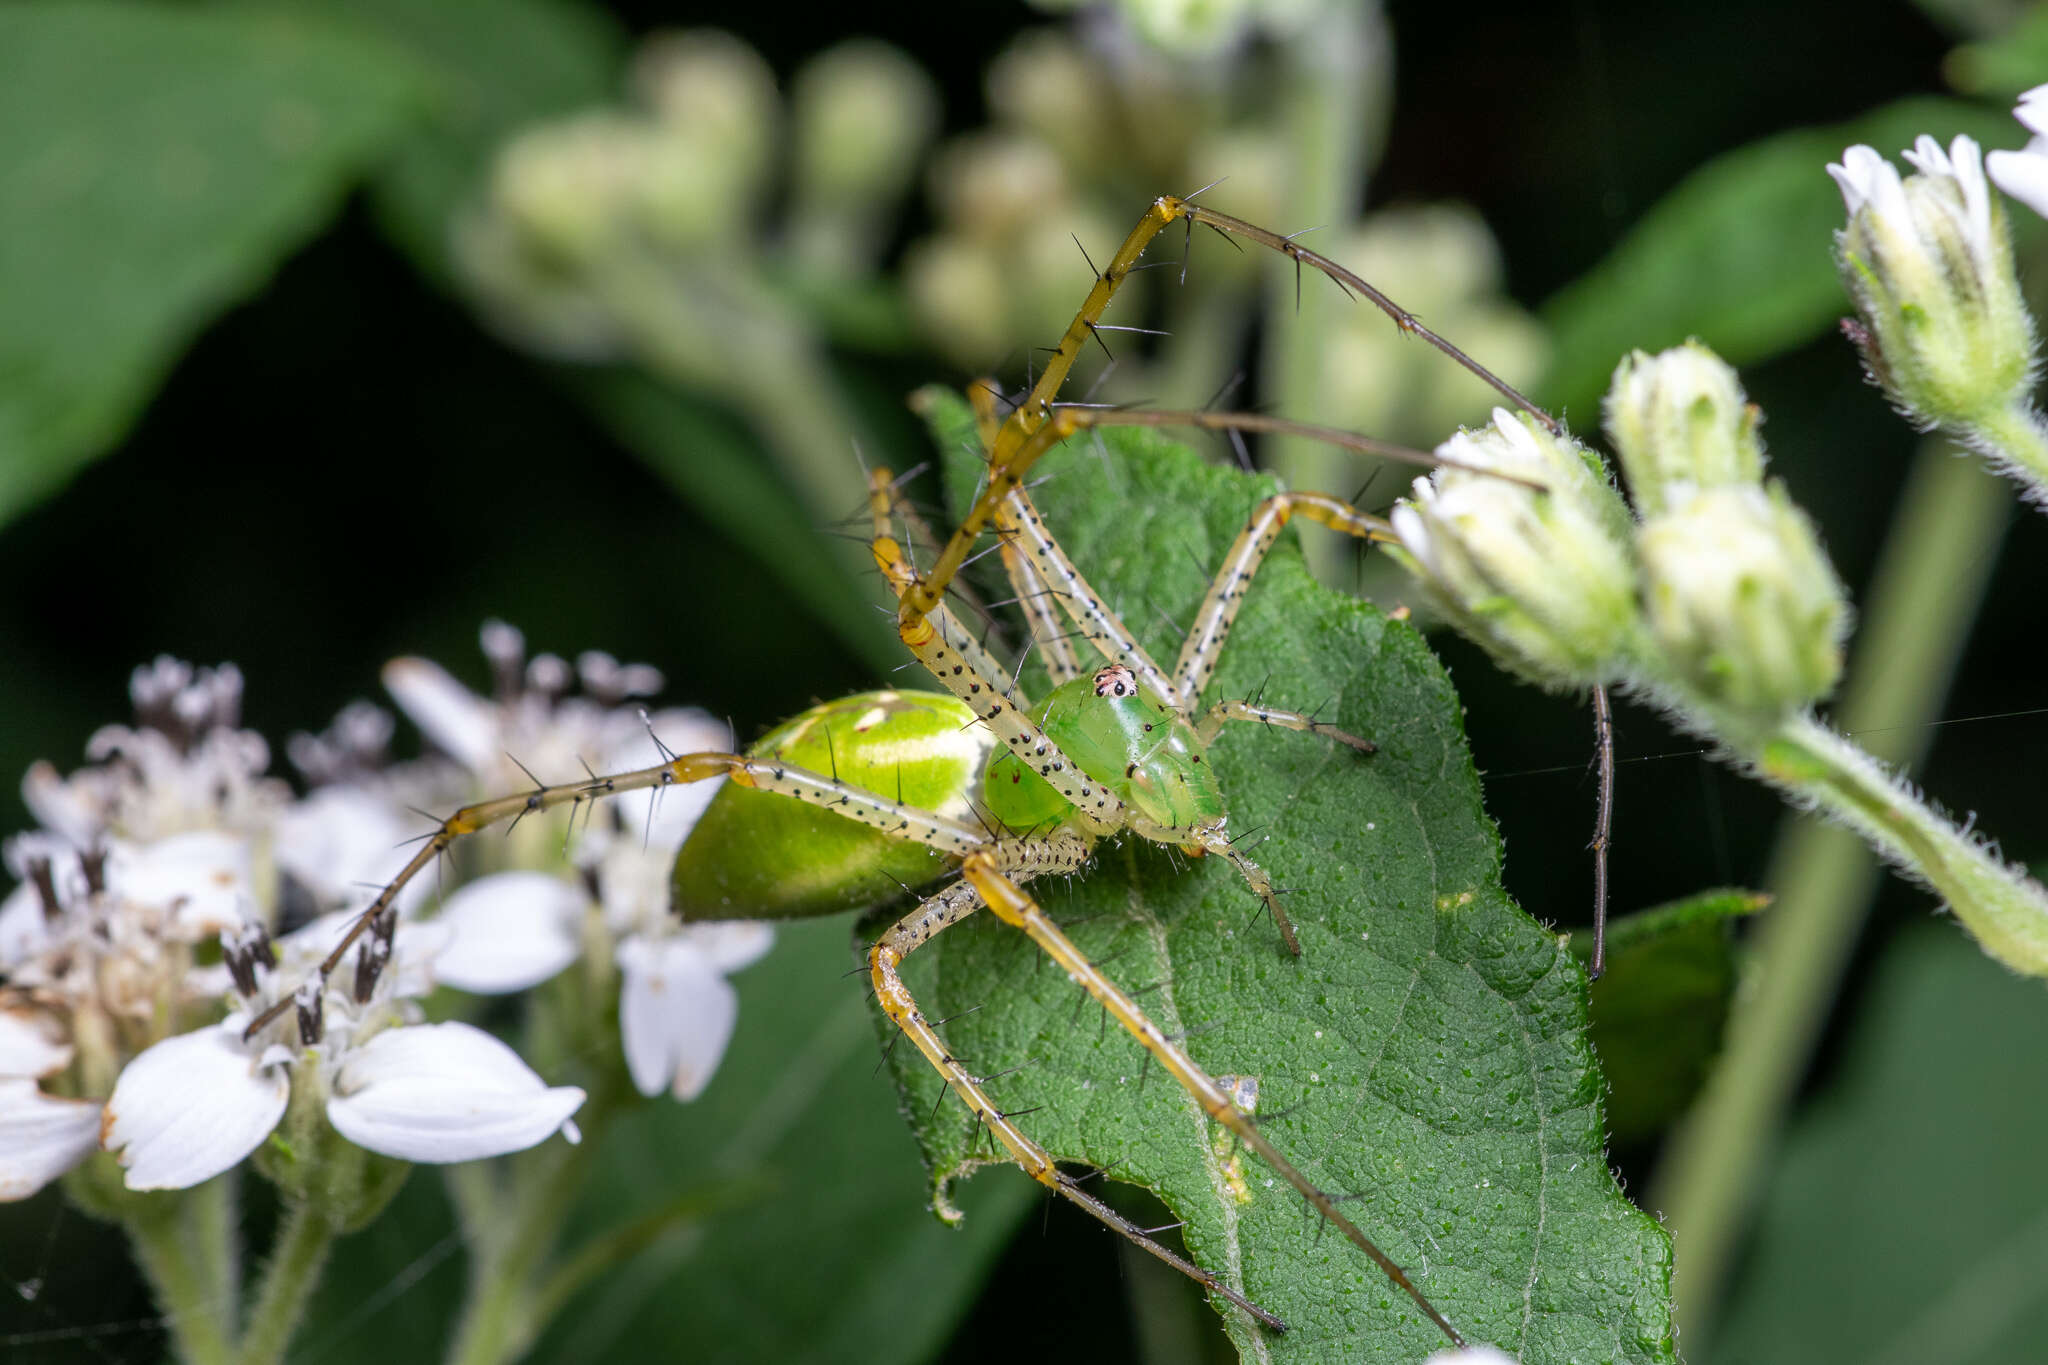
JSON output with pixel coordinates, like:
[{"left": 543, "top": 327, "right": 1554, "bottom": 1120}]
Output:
[
  {"left": 879, "top": 390, "right": 1675, "bottom": 1363},
  {"left": 0, "top": 0, "right": 422, "bottom": 525}
]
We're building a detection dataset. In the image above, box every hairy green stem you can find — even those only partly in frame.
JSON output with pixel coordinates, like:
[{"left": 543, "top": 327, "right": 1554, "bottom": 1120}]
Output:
[
  {"left": 1965, "top": 401, "right": 2048, "bottom": 509},
  {"left": 235, "top": 1201, "right": 336, "bottom": 1365},
  {"left": 125, "top": 1182, "right": 238, "bottom": 1365},
  {"left": 1761, "top": 712, "right": 2048, "bottom": 972},
  {"left": 1653, "top": 441, "right": 2015, "bottom": 1345}
]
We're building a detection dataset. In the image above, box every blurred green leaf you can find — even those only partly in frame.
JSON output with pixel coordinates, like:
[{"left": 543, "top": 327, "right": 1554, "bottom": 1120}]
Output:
[
  {"left": 0, "top": 0, "right": 422, "bottom": 527},
  {"left": 291, "top": 0, "right": 624, "bottom": 281},
  {"left": 300, "top": 920, "right": 1032, "bottom": 1365},
  {"left": 882, "top": 391, "right": 1676, "bottom": 1363},
  {"left": 565, "top": 369, "right": 891, "bottom": 670},
  {"left": 1708, "top": 925, "right": 2048, "bottom": 1364},
  {"left": 1573, "top": 890, "right": 1767, "bottom": 1145},
  {"left": 1540, "top": 97, "right": 2024, "bottom": 420},
  {"left": 307, "top": 0, "right": 901, "bottom": 674},
  {"left": 1946, "top": 5, "right": 2048, "bottom": 100}
]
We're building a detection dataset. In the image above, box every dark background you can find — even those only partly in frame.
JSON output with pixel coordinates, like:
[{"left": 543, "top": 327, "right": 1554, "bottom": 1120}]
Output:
[{"left": 3, "top": 2, "right": 2042, "bottom": 1362}]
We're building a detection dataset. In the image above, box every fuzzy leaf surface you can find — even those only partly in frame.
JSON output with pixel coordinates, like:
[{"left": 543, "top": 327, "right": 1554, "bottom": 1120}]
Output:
[{"left": 878, "top": 389, "right": 1675, "bottom": 1363}]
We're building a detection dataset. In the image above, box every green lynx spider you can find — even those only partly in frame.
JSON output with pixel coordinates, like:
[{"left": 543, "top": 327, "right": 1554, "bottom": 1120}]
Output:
[{"left": 249, "top": 195, "right": 1568, "bottom": 1345}]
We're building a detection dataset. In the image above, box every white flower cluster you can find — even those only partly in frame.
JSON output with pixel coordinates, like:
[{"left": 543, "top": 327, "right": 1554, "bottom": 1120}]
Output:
[{"left": 1, "top": 629, "right": 766, "bottom": 1206}]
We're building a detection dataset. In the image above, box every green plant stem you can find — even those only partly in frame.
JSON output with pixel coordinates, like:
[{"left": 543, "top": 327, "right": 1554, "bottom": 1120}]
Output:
[
  {"left": 125, "top": 1181, "right": 238, "bottom": 1365},
  {"left": 1653, "top": 440, "right": 2015, "bottom": 1347},
  {"left": 444, "top": 1082, "right": 624, "bottom": 1365},
  {"left": 235, "top": 1200, "right": 337, "bottom": 1365},
  {"left": 1967, "top": 400, "right": 2048, "bottom": 507}
]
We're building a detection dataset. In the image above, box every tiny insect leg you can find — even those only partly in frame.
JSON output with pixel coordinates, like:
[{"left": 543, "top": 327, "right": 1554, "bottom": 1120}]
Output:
[
  {"left": 867, "top": 864, "right": 1289, "bottom": 1334},
  {"left": 958, "top": 852, "right": 1466, "bottom": 1348}
]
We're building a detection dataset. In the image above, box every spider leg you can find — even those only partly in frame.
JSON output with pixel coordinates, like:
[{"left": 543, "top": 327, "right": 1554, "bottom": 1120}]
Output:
[
  {"left": 867, "top": 857, "right": 1288, "bottom": 1334},
  {"left": 957, "top": 851, "right": 1464, "bottom": 1348}
]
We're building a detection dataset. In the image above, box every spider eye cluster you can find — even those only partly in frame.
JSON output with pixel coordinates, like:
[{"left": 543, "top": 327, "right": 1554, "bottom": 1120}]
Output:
[{"left": 1091, "top": 665, "right": 1136, "bottom": 698}]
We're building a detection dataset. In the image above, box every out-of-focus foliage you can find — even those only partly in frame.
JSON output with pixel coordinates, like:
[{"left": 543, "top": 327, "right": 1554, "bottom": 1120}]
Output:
[
  {"left": 0, "top": 0, "right": 422, "bottom": 526},
  {"left": 1708, "top": 925, "right": 2048, "bottom": 1365},
  {"left": 3, "top": 0, "right": 2048, "bottom": 1362},
  {"left": 1573, "top": 891, "right": 1767, "bottom": 1145},
  {"left": 1540, "top": 98, "right": 2028, "bottom": 420}
]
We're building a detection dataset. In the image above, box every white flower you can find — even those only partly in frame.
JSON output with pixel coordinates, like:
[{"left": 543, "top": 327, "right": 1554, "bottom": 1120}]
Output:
[
  {"left": 1986, "top": 84, "right": 2048, "bottom": 222},
  {"left": 1387, "top": 408, "right": 1640, "bottom": 688},
  {"left": 1425, "top": 1347, "right": 1518, "bottom": 1365},
  {"left": 381, "top": 622, "right": 678, "bottom": 798},
  {"left": 415, "top": 672, "right": 773, "bottom": 1105},
  {"left": 101, "top": 916, "right": 583, "bottom": 1191},
  {"left": 1828, "top": 135, "right": 2033, "bottom": 426},
  {"left": 23, "top": 659, "right": 289, "bottom": 847},
  {"left": 0, "top": 1006, "right": 98, "bottom": 1202}
]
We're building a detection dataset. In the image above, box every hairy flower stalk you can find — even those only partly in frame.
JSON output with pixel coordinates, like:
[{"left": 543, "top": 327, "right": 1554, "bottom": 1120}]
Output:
[
  {"left": 1389, "top": 344, "right": 2048, "bottom": 977},
  {"left": 1829, "top": 132, "right": 2048, "bottom": 507}
]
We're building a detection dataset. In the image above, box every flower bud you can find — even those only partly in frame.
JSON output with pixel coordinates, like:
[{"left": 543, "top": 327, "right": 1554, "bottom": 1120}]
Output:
[
  {"left": 1637, "top": 484, "right": 1848, "bottom": 721},
  {"left": 1604, "top": 341, "right": 1764, "bottom": 516},
  {"left": 791, "top": 42, "right": 938, "bottom": 214},
  {"left": 986, "top": 29, "right": 1110, "bottom": 176},
  {"left": 928, "top": 132, "right": 1069, "bottom": 241},
  {"left": 1386, "top": 409, "right": 1641, "bottom": 688},
  {"left": 487, "top": 113, "right": 647, "bottom": 272},
  {"left": 629, "top": 32, "right": 779, "bottom": 251},
  {"left": 1829, "top": 135, "right": 2036, "bottom": 428},
  {"left": 631, "top": 29, "right": 777, "bottom": 179}
]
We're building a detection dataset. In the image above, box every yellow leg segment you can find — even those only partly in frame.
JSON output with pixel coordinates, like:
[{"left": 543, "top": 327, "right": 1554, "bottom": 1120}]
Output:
[
  {"left": 959, "top": 852, "right": 1466, "bottom": 1348},
  {"left": 1176, "top": 490, "right": 1390, "bottom": 703},
  {"left": 906, "top": 193, "right": 1551, "bottom": 634},
  {"left": 869, "top": 873, "right": 1288, "bottom": 1333},
  {"left": 873, "top": 533, "right": 1130, "bottom": 833}
]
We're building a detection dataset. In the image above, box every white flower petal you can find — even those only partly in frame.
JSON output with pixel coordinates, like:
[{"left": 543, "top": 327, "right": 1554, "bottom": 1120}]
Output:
[
  {"left": 382, "top": 657, "right": 498, "bottom": 773},
  {"left": 0, "top": 1079, "right": 102, "bottom": 1200},
  {"left": 2013, "top": 84, "right": 2048, "bottom": 137},
  {"left": 617, "top": 935, "right": 737, "bottom": 1101},
  {"left": 108, "top": 832, "right": 255, "bottom": 939},
  {"left": 103, "top": 1026, "right": 288, "bottom": 1190},
  {"left": 274, "top": 786, "right": 430, "bottom": 915},
  {"left": 0, "top": 1006, "right": 71, "bottom": 1079},
  {"left": 1989, "top": 144, "right": 2048, "bottom": 222},
  {"left": 0, "top": 882, "right": 51, "bottom": 967},
  {"left": 327, "top": 1021, "right": 584, "bottom": 1162},
  {"left": 684, "top": 921, "right": 775, "bottom": 975},
  {"left": 20, "top": 761, "right": 99, "bottom": 847},
  {"left": 429, "top": 872, "right": 585, "bottom": 993},
  {"left": 1425, "top": 1347, "right": 1519, "bottom": 1365}
]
